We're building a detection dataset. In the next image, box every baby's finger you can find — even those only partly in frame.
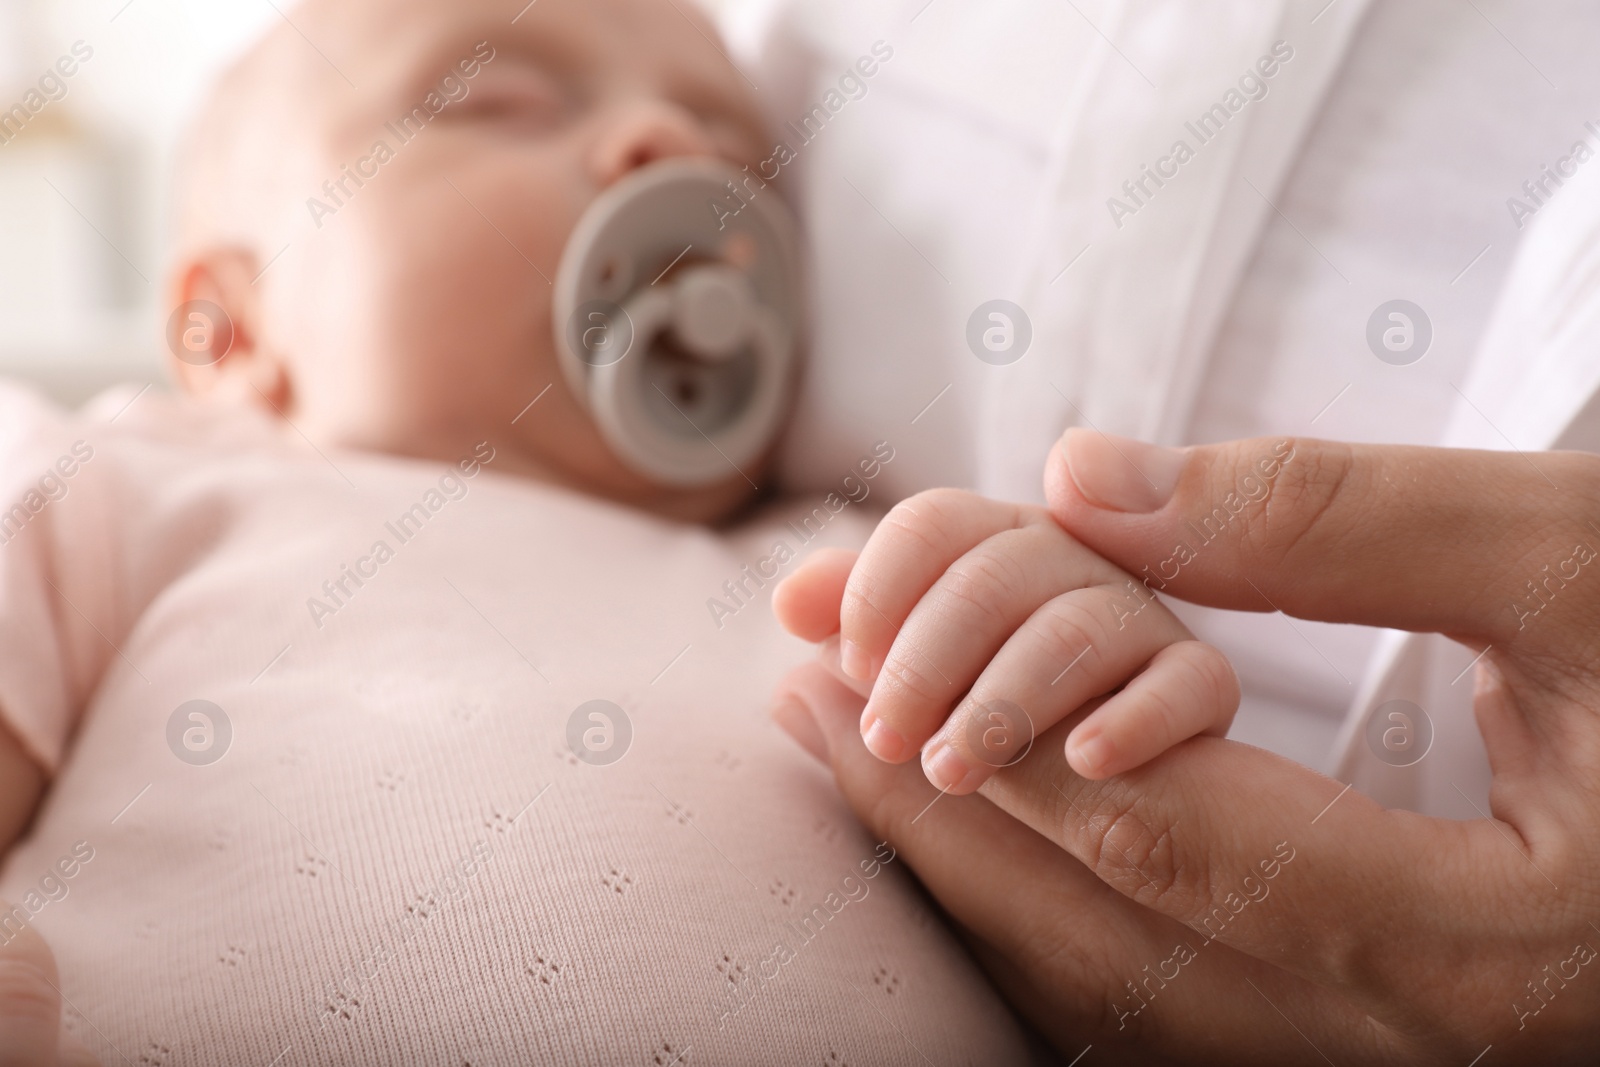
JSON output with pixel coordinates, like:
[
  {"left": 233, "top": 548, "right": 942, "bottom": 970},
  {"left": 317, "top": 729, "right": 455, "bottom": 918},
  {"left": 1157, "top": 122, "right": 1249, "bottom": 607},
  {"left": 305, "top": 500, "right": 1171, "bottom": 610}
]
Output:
[
  {"left": 840, "top": 490, "right": 1083, "bottom": 683},
  {"left": 919, "top": 583, "right": 1194, "bottom": 793},
  {"left": 863, "top": 522, "right": 1132, "bottom": 762},
  {"left": 813, "top": 636, "right": 873, "bottom": 700},
  {"left": 1064, "top": 640, "right": 1239, "bottom": 779},
  {"left": 771, "top": 548, "right": 857, "bottom": 641}
]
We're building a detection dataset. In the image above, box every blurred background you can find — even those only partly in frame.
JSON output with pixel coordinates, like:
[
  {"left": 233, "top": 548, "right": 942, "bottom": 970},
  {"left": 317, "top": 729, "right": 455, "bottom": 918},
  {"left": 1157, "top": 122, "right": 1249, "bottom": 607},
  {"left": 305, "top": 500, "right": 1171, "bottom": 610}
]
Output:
[
  {"left": 0, "top": 0, "right": 282, "bottom": 403},
  {"left": 0, "top": 0, "right": 734, "bottom": 406}
]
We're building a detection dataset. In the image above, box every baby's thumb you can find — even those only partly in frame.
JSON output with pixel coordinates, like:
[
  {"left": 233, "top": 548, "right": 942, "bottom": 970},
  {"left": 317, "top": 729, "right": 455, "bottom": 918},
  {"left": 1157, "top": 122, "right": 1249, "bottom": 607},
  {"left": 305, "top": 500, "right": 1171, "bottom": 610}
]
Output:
[
  {"left": 770, "top": 547, "right": 857, "bottom": 641},
  {"left": 0, "top": 910, "right": 78, "bottom": 1067}
]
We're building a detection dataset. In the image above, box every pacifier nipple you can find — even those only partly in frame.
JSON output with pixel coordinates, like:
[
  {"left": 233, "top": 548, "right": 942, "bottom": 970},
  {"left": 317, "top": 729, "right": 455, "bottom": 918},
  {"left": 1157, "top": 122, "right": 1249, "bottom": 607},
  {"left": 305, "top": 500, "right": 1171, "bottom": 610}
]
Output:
[{"left": 672, "top": 265, "right": 756, "bottom": 362}]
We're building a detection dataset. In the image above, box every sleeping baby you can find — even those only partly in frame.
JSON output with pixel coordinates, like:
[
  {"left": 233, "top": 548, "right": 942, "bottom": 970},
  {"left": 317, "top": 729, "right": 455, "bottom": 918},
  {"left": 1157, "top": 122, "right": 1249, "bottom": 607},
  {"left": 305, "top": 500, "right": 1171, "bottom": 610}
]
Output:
[{"left": 0, "top": 0, "right": 1237, "bottom": 1063}]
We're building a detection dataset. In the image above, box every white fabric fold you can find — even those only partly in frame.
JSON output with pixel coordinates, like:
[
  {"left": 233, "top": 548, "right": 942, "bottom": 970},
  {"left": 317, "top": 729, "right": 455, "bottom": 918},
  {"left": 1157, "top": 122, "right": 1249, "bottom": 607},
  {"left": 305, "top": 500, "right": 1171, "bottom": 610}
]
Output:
[
  {"left": 728, "top": 0, "right": 1369, "bottom": 504},
  {"left": 1334, "top": 158, "right": 1600, "bottom": 816},
  {"left": 982, "top": 0, "right": 1373, "bottom": 500}
]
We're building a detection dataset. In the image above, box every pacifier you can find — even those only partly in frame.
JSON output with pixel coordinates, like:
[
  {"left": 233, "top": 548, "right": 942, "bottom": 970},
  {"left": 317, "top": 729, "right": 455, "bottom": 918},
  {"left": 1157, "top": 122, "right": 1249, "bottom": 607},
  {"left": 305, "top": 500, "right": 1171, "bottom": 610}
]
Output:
[{"left": 552, "top": 158, "right": 802, "bottom": 488}]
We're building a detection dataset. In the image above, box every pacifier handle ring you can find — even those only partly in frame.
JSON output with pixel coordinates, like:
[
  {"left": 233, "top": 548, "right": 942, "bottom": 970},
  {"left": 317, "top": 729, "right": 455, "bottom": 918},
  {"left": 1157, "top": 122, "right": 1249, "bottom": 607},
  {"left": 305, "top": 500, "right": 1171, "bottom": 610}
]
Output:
[{"left": 588, "top": 293, "right": 791, "bottom": 487}]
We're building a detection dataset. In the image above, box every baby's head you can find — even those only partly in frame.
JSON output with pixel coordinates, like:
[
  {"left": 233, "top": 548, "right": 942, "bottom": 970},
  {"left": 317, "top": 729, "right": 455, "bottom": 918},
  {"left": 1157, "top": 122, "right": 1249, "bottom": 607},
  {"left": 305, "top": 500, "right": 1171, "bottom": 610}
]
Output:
[{"left": 167, "top": 0, "right": 774, "bottom": 523}]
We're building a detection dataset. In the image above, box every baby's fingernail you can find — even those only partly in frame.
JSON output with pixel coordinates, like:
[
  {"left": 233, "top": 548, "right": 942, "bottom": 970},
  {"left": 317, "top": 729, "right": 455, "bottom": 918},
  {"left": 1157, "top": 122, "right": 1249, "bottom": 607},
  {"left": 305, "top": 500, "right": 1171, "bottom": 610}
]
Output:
[
  {"left": 922, "top": 741, "right": 980, "bottom": 794},
  {"left": 1069, "top": 733, "right": 1114, "bottom": 777},
  {"left": 840, "top": 638, "right": 872, "bottom": 681},
  {"left": 860, "top": 711, "right": 909, "bottom": 762},
  {"left": 1061, "top": 428, "right": 1186, "bottom": 514}
]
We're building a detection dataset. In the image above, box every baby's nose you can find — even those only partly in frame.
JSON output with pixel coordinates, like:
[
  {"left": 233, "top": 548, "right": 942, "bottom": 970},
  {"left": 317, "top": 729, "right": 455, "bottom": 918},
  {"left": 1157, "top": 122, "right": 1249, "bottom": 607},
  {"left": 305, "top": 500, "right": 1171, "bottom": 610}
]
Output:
[{"left": 586, "top": 99, "right": 719, "bottom": 188}]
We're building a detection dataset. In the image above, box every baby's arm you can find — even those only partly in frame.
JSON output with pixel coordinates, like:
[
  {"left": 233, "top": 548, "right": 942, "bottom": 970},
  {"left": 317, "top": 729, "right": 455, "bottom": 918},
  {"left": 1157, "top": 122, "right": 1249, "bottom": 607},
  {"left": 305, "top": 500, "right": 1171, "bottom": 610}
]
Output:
[
  {"left": 772, "top": 489, "right": 1239, "bottom": 794},
  {"left": 0, "top": 720, "right": 91, "bottom": 1067}
]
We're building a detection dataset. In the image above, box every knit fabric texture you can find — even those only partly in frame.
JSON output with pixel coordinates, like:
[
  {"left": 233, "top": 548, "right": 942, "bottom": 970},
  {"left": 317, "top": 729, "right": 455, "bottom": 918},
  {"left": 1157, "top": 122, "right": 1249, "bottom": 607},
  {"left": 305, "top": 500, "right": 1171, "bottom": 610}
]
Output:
[{"left": 0, "top": 385, "right": 1030, "bottom": 1065}]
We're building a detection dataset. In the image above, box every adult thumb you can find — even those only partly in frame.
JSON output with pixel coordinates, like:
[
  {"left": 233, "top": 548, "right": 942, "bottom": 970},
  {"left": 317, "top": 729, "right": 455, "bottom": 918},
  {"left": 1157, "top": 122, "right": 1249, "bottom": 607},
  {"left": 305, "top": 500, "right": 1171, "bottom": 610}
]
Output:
[{"left": 1044, "top": 430, "right": 1600, "bottom": 659}]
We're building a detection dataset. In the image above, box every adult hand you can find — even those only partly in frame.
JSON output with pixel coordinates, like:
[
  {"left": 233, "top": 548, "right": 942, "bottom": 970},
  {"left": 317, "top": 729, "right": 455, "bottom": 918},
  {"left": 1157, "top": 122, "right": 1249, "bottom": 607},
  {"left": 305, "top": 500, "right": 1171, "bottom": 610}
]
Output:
[
  {"left": 0, "top": 913, "right": 97, "bottom": 1066},
  {"left": 769, "top": 431, "right": 1600, "bottom": 1065}
]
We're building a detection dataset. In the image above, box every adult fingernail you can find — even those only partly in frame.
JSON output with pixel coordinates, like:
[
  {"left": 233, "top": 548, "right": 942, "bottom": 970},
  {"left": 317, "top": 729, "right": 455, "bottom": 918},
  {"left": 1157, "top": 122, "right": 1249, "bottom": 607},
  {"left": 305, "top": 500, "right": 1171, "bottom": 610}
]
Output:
[
  {"left": 1069, "top": 733, "right": 1114, "bottom": 778},
  {"left": 840, "top": 638, "right": 872, "bottom": 682},
  {"left": 771, "top": 695, "right": 827, "bottom": 762},
  {"left": 922, "top": 741, "right": 981, "bottom": 794},
  {"left": 1061, "top": 427, "right": 1186, "bottom": 513},
  {"left": 860, "top": 710, "right": 909, "bottom": 762}
]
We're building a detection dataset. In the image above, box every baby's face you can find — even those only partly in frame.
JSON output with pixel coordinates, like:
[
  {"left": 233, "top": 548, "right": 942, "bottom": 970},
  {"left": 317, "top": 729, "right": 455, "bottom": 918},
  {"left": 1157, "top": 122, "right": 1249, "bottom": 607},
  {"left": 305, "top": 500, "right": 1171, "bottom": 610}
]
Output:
[{"left": 174, "top": 0, "right": 771, "bottom": 522}]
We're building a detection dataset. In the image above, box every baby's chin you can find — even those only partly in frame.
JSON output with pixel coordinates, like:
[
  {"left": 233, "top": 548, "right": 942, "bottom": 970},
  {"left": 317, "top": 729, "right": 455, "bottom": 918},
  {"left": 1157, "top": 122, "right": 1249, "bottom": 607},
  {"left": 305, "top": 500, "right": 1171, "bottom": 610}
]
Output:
[
  {"left": 536, "top": 446, "right": 768, "bottom": 527},
  {"left": 328, "top": 419, "right": 766, "bottom": 528}
]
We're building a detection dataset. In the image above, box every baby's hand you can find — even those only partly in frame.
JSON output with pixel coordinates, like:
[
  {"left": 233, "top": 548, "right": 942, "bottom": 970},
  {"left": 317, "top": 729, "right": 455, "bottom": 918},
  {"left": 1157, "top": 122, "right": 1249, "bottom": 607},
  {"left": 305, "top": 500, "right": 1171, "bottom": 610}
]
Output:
[
  {"left": 772, "top": 489, "right": 1239, "bottom": 794},
  {"left": 0, "top": 909, "right": 99, "bottom": 1066}
]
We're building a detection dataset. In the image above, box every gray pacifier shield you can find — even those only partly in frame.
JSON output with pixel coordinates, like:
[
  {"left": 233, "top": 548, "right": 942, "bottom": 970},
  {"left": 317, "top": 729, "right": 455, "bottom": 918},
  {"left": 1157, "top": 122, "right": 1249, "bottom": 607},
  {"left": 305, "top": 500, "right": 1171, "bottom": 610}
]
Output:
[{"left": 552, "top": 159, "right": 801, "bottom": 488}]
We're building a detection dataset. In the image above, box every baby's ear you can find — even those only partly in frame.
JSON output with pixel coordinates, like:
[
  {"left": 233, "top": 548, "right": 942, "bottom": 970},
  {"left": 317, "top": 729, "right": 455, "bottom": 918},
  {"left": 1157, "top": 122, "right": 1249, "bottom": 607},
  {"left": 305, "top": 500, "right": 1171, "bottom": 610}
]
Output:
[{"left": 164, "top": 249, "right": 292, "bottom": 415}]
